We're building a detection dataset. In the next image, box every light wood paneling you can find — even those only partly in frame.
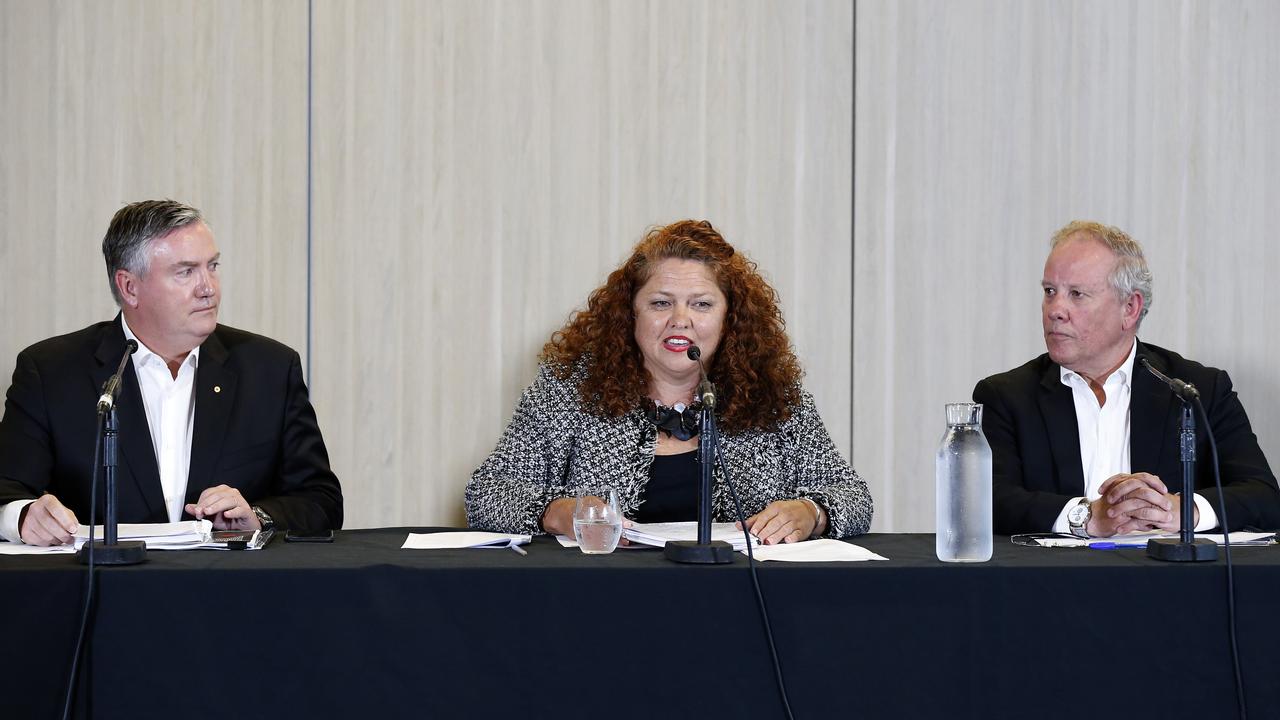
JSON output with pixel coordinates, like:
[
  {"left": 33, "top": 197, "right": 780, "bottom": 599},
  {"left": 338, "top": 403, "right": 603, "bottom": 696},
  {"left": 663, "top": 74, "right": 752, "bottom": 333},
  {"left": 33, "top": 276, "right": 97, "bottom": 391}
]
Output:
[
  {"left": 0, "top": 0, "right": 310, "bottom": 389},
  {"left": 310, "top": 0, "right": 853, "bottom": 528},
  {"left": 10, "top": 0, "right": 1274, "bottom": 538},
  {"left": 855, "top": 0, "right": 1280, "bottom": 531}
]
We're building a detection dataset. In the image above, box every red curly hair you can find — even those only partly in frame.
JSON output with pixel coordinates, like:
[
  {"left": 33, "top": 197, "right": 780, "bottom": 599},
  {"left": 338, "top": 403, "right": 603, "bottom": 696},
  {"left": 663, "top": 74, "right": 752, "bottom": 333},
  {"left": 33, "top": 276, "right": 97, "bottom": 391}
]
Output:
[{"left": 541, "top": 220, "right": 803, "bottom": 433}]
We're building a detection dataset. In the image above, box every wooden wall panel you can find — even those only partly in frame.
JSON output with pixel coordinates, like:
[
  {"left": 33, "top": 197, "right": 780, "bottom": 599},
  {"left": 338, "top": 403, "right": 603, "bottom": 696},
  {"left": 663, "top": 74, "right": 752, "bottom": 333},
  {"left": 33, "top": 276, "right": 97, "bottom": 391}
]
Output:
[
  {"left": 0, "top": 0, "right": 310, "bottom": 391},
  {"left": 310, "top": 0, "right": 853, "bottom": 528},
  {"left": 9, "top": 0, "right": 1273, "bottom": 537},
  {"left": 855, "top": 0, "right": 1280, "bottom": 531}
]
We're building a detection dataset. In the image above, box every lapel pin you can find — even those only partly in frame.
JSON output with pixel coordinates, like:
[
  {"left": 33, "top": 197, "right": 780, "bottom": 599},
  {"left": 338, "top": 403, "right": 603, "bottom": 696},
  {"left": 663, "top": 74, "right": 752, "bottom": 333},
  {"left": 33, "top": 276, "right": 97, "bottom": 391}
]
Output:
[{"left": 214, "top": 386, "right": 222, "bottom": 393}]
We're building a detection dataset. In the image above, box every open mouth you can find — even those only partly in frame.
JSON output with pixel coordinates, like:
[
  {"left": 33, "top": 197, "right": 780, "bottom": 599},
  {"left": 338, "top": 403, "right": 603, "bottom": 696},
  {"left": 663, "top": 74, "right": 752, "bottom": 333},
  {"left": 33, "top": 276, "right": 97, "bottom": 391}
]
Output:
[{"left": 662, "top": 336, "right": 692, "bottom": 353}]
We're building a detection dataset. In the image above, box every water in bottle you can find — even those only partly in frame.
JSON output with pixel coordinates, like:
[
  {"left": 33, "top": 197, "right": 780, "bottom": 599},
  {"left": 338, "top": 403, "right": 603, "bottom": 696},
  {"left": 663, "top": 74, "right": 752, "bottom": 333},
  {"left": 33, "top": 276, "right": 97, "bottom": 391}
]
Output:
[{"left": 936, "top": 402, "right": 993, "bottom": 562}]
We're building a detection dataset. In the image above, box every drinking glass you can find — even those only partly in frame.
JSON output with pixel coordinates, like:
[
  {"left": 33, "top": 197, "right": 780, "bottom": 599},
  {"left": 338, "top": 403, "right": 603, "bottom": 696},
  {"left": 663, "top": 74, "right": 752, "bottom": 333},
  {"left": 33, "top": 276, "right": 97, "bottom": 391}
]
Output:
[{"left": 572, "top": 490, "right": 622, "bottom": 554}]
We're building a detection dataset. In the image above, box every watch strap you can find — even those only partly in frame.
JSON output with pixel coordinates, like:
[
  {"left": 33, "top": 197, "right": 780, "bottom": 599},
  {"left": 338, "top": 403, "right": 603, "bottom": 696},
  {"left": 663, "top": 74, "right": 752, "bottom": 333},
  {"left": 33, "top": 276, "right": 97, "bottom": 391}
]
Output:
[{"left": 251, "top": 505, "right": 275, "bottom": 530}]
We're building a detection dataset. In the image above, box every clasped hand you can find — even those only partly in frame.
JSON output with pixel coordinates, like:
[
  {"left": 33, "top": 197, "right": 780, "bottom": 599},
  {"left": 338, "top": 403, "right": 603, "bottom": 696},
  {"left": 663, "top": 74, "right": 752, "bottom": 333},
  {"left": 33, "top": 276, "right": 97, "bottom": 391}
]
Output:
[{"left": 1087, "top": 472, "right": 1197, "bottom": 537}]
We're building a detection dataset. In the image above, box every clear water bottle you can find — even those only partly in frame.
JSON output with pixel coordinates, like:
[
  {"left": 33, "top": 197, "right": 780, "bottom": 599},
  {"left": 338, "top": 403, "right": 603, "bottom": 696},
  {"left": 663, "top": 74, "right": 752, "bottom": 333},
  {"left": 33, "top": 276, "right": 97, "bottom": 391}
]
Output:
[{"left": 936, "top": 402, "right": 993, "bottom": 562}]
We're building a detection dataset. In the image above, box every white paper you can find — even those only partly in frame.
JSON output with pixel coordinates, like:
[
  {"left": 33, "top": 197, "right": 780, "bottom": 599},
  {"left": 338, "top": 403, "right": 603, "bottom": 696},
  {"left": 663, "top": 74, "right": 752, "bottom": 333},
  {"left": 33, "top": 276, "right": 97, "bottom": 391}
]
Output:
[
  {"left": 402, "top": 531, "right": 531, "bottom": 549},
  {"left": 0, "top": 520, "right": 220, "bottom": 554},
  {"left": 0, "top": 541, "right": 75, "bottom": 555},
  {"left": 75, "top": 521, "right": 212, "bottom": 540},
  {"left": 623, "top": 521, "right": 759, "bottom": 550},
  {"left": 555, "top": 534, "right": 653, "bottom": 550},
  {"left": 738, "top": 539, "right": 888, "bottom": 562},
  {"left": 73, "top": 520, "right": 212, "bottom": 549}
]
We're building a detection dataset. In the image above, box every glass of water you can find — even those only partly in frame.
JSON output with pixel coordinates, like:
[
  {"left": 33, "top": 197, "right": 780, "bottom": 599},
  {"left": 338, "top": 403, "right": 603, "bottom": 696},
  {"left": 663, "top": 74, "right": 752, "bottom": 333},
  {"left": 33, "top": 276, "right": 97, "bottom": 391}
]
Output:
[{"left": 573, "top": 490, "right": 622, "bottom": 554}]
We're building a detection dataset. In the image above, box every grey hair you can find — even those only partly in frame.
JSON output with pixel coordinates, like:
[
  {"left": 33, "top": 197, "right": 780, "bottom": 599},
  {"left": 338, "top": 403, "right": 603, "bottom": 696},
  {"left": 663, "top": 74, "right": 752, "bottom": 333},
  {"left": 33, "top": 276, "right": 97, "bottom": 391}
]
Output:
[
  {"left": 102, "top": 200, "right": 206, "bottom": 305},
  {"left": 1050, "top": 220, "right": 1153, "bottom": 325}
]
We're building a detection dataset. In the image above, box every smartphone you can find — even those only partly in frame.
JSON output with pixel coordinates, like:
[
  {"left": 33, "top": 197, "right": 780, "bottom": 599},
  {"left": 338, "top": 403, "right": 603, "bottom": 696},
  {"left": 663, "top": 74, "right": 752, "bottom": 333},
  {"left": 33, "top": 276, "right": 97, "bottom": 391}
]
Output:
[{"left": 285, "top": 529, "right": 335, "bottom": 543}]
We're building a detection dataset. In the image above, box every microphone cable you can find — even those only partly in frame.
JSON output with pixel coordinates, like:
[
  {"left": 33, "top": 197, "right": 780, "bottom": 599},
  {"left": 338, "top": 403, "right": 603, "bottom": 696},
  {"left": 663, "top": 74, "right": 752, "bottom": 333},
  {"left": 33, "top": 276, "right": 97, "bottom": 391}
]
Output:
[
  {"left": 686, "top": 343, "right": 794, "bottom": 718},
  {"left": 1193, "top": 395, "right": 1246, "bottom": 720},
  {"left": 720, "top": 460, "right": 797, "bottom": 720},
  {"left": 62, "top": 414, "right": 104, "bottom": 720}
]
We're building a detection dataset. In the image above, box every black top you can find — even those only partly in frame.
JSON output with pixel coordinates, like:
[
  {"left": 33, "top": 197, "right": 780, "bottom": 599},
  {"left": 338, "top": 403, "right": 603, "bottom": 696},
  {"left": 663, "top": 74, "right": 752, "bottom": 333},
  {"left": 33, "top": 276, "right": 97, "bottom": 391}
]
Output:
[{"left": 635, "top": 450, "right": 699, "bottom": 523}]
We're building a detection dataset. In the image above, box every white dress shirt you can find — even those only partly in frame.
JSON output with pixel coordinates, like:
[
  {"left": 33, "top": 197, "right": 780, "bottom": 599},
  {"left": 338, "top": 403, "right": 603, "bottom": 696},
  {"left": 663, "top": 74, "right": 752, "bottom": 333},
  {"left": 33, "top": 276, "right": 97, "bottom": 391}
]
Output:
[
  {"left": 1051, "top": 339, "right": 1218, "bottom": 534},
  {"left": 0, "top": 316, "right": 199, "bottom": 542},
  {"left": 121, "top": 315, "right": 199, "bottom": 523}
]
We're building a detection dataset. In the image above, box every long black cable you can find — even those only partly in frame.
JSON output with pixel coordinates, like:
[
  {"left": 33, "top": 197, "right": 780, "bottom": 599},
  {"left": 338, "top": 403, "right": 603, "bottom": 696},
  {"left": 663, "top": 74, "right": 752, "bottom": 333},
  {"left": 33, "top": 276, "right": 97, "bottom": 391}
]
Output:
[
  {"left": 1193, "top": 396, "right": 1246, "bottom": 720},
  {"left": 720, "top": 461, "right": 796, "bottom": 720},
  {"left": 61, "top": 413, "right": 104, "bottom": 720}
]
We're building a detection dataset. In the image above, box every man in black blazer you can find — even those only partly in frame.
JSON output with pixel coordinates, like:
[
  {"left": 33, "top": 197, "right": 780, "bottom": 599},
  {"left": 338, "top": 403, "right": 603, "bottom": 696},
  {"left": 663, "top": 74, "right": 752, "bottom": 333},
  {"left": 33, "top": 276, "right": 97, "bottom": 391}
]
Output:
[
  {"left": 973, "top": 221, "right": 1278, "bottom": 537},
  {"left": 0, "top": 200, "right": 342, "bottom": 545}
]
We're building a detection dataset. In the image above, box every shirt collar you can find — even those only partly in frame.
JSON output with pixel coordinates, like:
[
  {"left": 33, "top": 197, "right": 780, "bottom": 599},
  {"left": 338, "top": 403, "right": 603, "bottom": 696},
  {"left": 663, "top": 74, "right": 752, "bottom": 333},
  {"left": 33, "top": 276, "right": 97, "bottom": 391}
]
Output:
[
  {"left": 1059, "top": 338, "right": 1137, "bottom": 390},
  {"left": 119, "top": 314, "right": 200, "bottom": 371}
]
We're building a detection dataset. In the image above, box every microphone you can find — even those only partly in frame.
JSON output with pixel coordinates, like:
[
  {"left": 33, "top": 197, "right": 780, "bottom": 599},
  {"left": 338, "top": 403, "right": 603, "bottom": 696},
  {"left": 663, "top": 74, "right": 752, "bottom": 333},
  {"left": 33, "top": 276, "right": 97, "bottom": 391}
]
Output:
[
  {"left": 96, "top": 340, "right": 139, "bottom": 414},
  {"left": 667, "top": 345, "right": 733, "bottom": 564},
  {"left": 686, "top": 345, "right": 716, "bottom": 408},
  {"left": 1139, "top": 356, "right": 1199, "bottom": 401}
]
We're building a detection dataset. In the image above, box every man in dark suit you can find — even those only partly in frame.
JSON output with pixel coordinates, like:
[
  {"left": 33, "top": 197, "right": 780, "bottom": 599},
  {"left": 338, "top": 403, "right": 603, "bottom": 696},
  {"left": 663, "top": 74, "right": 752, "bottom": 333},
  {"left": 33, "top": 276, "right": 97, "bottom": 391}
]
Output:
[
  {"left": 0, "top": 200, "right": 342, "bottom": 545},
  {"left": 973, "top": 221, "right": 1279, "bottom": 537}
]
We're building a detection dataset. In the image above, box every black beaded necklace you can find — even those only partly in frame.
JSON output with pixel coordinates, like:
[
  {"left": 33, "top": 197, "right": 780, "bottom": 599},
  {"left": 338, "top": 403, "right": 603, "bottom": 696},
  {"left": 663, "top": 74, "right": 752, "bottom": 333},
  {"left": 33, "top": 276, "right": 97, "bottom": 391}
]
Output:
[{"left": 643, "top": 399, "right": 704, "bottom": 441}]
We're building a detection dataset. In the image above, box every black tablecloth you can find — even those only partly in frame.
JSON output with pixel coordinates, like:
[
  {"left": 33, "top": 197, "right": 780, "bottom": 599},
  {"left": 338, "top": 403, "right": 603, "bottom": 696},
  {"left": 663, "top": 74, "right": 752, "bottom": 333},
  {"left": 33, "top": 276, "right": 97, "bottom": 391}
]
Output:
[{"left": 3, "top": 530, "right": 1277, "bottom": 720}]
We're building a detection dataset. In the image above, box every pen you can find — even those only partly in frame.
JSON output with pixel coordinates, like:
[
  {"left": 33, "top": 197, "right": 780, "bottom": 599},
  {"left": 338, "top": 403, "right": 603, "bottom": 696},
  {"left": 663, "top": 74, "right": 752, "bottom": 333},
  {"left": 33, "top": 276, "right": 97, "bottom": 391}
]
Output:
[
  {"left": 1088, "top": 542, "right": 1146, "bottom": 550},
  {"left": 510, "top": 544, "right": 528, "bottom": 556}
]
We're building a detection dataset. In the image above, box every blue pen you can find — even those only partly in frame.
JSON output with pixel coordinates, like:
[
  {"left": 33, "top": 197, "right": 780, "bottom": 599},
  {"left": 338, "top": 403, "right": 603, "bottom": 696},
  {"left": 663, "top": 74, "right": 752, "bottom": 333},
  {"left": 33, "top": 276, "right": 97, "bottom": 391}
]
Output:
[{"left": 1089, "top": 541, "right": 1145, "bottom": 550}]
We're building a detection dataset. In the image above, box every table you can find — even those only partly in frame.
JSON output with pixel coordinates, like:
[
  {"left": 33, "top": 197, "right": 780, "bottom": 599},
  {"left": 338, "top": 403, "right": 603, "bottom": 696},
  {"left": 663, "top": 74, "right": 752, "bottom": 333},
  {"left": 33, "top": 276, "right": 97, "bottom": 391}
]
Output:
[{"left": 3, "top": 530, "right": 1277, "bottom": 720}]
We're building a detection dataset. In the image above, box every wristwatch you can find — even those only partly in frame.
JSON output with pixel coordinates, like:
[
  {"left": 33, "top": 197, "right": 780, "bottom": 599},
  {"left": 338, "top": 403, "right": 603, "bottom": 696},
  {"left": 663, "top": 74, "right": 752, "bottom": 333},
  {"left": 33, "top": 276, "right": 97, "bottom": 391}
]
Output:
[
  {"left": 1067, "top": 498, "right": 1092, "bottom": 538},
  {"left": 251, "top": 506, "right": 275, "bottom": 531}
]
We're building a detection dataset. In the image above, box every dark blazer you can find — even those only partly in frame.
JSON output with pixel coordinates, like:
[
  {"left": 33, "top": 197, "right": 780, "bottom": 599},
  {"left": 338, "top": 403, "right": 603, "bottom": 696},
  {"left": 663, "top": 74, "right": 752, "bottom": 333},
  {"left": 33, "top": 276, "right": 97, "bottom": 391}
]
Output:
[
  {"left": 0, "top": 318, "right": 342, "bottom": 532},
  {"left": 973, "top": 340, "right": 1279, "bottom": 534}
]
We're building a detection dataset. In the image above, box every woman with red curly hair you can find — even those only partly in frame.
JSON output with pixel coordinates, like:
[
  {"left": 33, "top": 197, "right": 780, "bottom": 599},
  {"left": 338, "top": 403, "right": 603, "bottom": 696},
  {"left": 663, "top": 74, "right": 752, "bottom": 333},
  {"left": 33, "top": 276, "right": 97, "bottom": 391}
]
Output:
[{"left": 466, "top": 220, "right": 872, "bottom": 542}]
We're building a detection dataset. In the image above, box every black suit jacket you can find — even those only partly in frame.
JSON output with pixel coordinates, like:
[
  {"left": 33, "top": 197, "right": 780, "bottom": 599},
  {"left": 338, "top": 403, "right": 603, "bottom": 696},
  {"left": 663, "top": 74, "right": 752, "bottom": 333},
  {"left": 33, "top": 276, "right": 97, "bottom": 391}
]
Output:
[
  {"left": 973, "top": 341, "right": 1279, "bottom": 534},
  {"left": 0, "top": 319, "right": 342, "bottom": 532}
]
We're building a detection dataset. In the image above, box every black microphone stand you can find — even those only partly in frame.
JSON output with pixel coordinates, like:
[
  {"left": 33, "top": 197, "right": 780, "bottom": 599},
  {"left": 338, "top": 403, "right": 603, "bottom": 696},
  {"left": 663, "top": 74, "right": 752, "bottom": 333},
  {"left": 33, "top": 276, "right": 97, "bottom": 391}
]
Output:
[
  {"left": 665, "top": 347, "right": 734, "bottom": 564},
  {"left": 1141, "top": 359, "right": 1217, "bottom": 562},
  {"left": 79, "top": 343, "right": 146, "bottom": 565}
]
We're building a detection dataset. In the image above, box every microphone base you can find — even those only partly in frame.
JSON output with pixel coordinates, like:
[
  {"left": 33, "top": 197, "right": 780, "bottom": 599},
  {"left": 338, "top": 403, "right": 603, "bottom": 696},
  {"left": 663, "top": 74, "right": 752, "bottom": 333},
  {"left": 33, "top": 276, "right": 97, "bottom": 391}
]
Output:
[
  {"left": 664, "top": 540, "right": 734, "bottom": 564},
  {"left": 1146, "top": 537, "right": 1217, "bottom": 563},
  {"left": 77, "top": 540, "right": 148, "bottom": 566}
]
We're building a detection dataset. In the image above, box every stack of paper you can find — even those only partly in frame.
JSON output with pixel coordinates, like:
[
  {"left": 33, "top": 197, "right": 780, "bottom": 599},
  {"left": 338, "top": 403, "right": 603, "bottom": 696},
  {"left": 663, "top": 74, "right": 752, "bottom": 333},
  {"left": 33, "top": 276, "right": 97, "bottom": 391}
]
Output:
[
  {"left": 622, "top": 521, "right": 759, "bottom": 551},
  {"left": 401, "top": 531, "right": 531, "bottom": 549},
  {"left": 0, "top": 520, "right": 281, "bottom": 554},
  {"left": 75, "top": 520, "right": 213, "bottom": 550}
]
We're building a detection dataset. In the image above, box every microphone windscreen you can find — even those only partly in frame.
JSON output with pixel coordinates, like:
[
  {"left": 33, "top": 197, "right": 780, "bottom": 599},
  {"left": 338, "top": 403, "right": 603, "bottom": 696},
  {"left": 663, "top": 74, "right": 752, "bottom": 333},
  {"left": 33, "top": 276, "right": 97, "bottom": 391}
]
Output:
[{"left": 686, "top": 346, "right": 701, "bottom": 361}]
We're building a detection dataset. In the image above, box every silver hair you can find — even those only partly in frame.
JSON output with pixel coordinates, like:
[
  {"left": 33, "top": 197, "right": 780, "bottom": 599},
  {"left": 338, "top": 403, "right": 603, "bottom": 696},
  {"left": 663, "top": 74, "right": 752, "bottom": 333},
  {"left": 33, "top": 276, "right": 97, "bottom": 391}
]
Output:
[
  {"left": 1050, "top": 220, "right": 1152, "bottom": 325},
  {"left": 101, "top": 200, "right": 205, "bottom": 305}
]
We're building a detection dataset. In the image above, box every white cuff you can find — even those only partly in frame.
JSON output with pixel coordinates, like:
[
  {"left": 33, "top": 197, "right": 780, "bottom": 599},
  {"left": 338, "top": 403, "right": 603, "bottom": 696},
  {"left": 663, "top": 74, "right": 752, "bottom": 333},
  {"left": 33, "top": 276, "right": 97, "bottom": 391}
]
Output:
[
  {"left": 0, "top": 500, "right": 35, "bottom": 544},
  {"left": 1191, "top": 493, "right": 1219, "bottom": 532}
]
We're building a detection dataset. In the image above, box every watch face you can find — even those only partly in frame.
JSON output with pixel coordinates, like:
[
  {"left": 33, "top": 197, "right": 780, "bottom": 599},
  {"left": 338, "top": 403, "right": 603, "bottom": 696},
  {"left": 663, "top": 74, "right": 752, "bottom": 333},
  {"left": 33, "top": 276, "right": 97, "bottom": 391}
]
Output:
[{"left": 1069, "top": 503, "right": 1089, "bottom": 525}]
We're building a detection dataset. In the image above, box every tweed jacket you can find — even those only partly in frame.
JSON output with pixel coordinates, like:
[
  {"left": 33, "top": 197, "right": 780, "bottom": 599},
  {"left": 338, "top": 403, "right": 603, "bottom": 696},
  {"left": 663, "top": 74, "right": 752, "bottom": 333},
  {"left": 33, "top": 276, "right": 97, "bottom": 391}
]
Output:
[{"left": 466, "top": 363, "right": 873, "bottom": 538}]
